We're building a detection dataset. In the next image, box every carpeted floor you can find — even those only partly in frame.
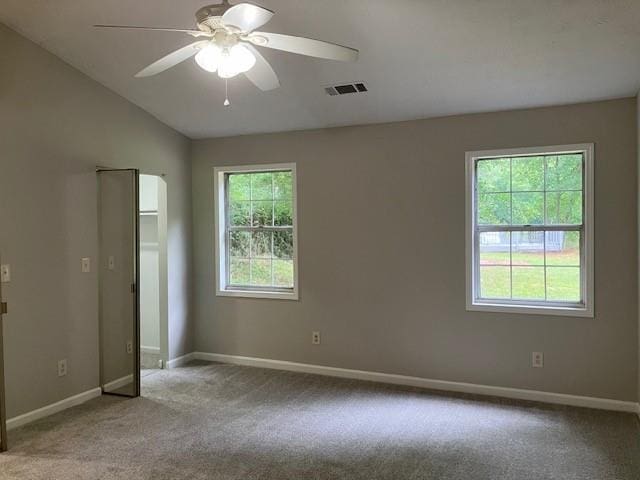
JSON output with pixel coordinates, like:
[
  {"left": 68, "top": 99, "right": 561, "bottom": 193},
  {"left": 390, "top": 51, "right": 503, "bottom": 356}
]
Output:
[{"left": 1, "top": 361, "right": 639, "bottom": 479}]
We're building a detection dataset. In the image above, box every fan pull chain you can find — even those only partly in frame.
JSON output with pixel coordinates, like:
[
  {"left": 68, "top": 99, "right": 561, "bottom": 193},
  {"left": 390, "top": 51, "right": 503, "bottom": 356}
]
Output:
[{"left": 224, "top": 79, "right": 230, "bottom": 107}]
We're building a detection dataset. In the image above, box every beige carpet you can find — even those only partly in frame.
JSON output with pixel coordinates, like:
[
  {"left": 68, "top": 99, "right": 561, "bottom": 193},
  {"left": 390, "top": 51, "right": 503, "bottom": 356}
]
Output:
[{"left": 1, "top": 361, "right": 639, "bottom": 479}]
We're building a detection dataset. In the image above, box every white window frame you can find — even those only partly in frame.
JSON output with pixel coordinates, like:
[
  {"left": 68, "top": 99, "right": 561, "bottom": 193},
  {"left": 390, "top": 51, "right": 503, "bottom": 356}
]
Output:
[
  {"left": 214, "top": 163, "right": 299, "bottom": 300},
  {"left": 465, "top": 144, "right": 594, "bottom": 317}
]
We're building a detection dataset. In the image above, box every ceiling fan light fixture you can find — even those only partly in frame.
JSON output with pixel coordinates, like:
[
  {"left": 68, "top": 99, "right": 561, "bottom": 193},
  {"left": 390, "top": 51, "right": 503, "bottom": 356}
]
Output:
[
  {"left": 217, "top": 44, "right": 256, "bottom": 78},
  {"left": 99, "top": 2, "right": 359, "bottom": 91},
  {"left": 195, "top": 43, "right": 222, "bottom": 72}
]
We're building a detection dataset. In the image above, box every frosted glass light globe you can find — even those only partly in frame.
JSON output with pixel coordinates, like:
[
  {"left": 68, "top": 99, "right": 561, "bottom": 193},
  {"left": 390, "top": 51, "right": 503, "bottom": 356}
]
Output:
[
  {"left": 195, "top": 44, "right": 222, "bottom": 72},
  {"left": 218, "top": 44, "right": 256, "bottom": 78}
]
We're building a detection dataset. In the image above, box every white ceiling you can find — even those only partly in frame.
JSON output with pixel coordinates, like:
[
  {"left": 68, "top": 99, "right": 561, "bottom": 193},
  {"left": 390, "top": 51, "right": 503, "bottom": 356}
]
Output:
[{"left": 2, "top": 1, "right": 640, "bottom": 139}]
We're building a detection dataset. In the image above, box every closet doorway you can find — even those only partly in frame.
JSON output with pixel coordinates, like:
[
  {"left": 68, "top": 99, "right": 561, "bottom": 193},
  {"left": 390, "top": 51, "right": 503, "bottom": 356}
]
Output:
[{"left": 139, "top": 175, "right": 168, "bottom": 375}]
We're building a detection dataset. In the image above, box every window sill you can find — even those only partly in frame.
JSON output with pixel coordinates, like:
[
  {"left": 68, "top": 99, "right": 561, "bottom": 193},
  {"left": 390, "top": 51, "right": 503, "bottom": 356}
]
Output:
[
  {"left": 467, "top": 302, "right": 593, "bottom": 318},
  {"left": 216, "top": 288, "right": 299, "bottom": 301}
]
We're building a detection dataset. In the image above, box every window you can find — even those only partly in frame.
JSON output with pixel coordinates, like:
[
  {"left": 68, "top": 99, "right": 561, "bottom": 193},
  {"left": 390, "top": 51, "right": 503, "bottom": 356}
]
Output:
[
  {"left": 214, "top": 164, "right": 298, "bottom": 300},
  {"left": 466, "top": 144, "right": 593, "bottom": 316}
]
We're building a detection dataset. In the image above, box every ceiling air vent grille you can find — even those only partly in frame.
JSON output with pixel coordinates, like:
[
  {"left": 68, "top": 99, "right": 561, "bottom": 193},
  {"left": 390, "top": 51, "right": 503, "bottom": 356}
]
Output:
[{"left": 325, "top": 82, "right": 368, "bottom": 96}]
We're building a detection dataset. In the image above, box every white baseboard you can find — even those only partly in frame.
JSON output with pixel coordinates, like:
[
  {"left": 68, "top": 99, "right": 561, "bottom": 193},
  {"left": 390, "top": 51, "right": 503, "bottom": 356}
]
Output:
[
  {"left": 141, "top": 346, "right": 160, "bottom": 354},
  {"left": 166, "top": 352, "right": 196, "bottom": 369},
  {"left": 7, "top": 387, "right": 102, "bottom": 431},
  {"left": 102, "top": 374, "right": 133, "bottom": 391},
  {"left": 194, "top": 352, "right": 639, "bottom": 414}
]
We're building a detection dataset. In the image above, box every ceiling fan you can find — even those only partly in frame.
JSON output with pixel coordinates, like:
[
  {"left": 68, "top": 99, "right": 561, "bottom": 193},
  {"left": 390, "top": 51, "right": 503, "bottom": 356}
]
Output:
[{"left": 95, "top": 0, "right": 359, "bottom": 99}]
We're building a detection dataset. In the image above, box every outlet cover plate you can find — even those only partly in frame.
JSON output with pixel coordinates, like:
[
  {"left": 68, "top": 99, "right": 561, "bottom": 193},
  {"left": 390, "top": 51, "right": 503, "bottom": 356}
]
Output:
[
  {"left": 58, "top": 359, "right": 67, "bottom": 377},
  {"left": 532, "top": 352, "right": 544, "bottom": 368}
]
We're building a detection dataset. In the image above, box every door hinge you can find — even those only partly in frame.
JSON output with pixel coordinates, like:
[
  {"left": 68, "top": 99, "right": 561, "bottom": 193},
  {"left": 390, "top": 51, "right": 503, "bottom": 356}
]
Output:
[
  {"left": 1, "top": 302, "right": 7, "bottom": 315},
  {"left": 131, "top": 283, "right": 136, "bottom": 294}
]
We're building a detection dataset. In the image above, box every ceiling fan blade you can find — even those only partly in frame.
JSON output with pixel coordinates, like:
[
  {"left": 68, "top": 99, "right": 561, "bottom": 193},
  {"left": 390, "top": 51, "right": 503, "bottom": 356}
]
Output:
[
  {"left": 222, "top": 3, "right": 274, "bottom": 33},
  {"left": 252, "top": 32, "right": 359, "bottom": 62},
  {"left": 135, "top": 41, "right": 208, "bottom": 77},
  {"left": 243, "top": 45, "right": 280, "bottom": 91},
  {"left": 94, "top": 25, "right": 210, "bottom": 37}
]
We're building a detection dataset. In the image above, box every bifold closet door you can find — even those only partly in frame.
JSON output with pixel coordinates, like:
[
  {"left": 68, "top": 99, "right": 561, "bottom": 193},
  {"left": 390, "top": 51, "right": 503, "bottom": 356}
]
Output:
[
  {"left": 98, "top": 169, "right": 140, "bottom": 397},
  {"left": 0, "top": 255, "right": 7, "bottom": 451}
]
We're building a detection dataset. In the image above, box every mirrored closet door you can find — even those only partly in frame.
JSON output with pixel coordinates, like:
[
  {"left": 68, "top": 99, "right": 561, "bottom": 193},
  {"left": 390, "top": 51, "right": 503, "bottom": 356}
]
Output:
[{"left": 98, "top": 169, "right": 140, "bottom": 397}]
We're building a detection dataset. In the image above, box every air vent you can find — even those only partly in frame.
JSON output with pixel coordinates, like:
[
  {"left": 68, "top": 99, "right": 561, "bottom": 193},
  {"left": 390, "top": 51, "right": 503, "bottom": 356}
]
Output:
[{"left": 324, "top": 82, "right": 368, "bottom": 96}]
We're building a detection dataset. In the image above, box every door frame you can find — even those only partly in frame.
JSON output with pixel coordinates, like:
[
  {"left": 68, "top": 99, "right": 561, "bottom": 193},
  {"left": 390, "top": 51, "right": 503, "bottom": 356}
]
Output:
[
  {"left": 0, "top": 256, "right": 7, "bottom": 452},
  {"left": 97, "top": 168, "right": 141, "bottom": 398}
]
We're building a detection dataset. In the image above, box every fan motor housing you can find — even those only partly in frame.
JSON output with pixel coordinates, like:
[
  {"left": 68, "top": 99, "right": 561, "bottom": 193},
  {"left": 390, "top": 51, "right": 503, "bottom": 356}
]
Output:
[{"left": 196, "top": 2, "right": 232, "bottom": 31}]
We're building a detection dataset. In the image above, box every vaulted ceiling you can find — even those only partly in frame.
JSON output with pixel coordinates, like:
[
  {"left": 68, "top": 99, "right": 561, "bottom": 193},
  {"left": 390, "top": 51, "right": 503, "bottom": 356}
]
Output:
[{"left": 2, "top": 1, "right": 640, "bottom": 138}]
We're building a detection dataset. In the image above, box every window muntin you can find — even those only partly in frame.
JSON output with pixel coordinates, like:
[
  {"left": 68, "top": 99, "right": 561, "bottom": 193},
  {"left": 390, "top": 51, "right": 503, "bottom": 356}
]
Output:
[
  {"left": 467, "top": 145, "right": 593, "bottom": 315},
  {"left": 215, "top": 164, "right": 298, "bottom": 300}
]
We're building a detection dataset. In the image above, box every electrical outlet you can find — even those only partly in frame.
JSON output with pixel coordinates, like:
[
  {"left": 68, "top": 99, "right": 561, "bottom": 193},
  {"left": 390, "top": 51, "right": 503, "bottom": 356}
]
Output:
[
  {"left": 81, "top": 257, "right": 91, "bottom": 273},
  {"left": 1, "top": 264, "right": 11, "bottom": 283},
  {"left": 312, "top": 331, "right": 321, "bottom": 345},
  {"left": 58, "top": 359, "right": 67, "bottom": 377},
  {"left": 108, "top": 256, "right": 115, "bottom": 271},
  {"left": 126, "top": 340, "right": 133, "bottom": 354},
  {"left": 532, "top": 351, "right": 544, "bottom": 368}
]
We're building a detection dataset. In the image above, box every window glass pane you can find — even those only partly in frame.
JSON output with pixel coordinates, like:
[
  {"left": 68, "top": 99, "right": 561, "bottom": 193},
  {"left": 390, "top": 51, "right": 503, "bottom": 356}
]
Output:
[
  {"left": 252, "top": 201, "right": 273, "bottom": 227},
  {"left": 251, "top": 231, "right": 272, "bottom": 258},
  {"left": 511, "top": 231, "right": 544, "bottom": 266},
  {"left": 512, "top": 192, "right": 544, "bottom": 225},
  {"left": 473, "top": 151, "right": 586, "bottom": 309},
  {"left": 229, "top": 201, "right": 250, "bottom": 226},
  {"left": 229, "top": 258, "right": 250, "bottom": 285},
  {"left": 229, "top": 231, "right": 250, "bottom": 257},
  {"left": 477, "top": 158, "right": 510, "bottom": 192},
  {"left": 545, "top": 191, "right": 582, "bottom": 224},
  {"left": 251, "top": 172, "right": 273, "bottom": 200},
  {"left": 545, "top": 154, "right": 582, "bottom": 191},
  {"left": 512, "top": 156, "right": 543, "bottom": 191},
  {"left": 274, "top": 201, "right": 293, "bottom": 226},
  {"left": 273, "top": 259, "right": 293, "bottom": 287},
  {"left": 512, "top": 267, "right": 545, "bottom": 300},
  {"left": 546, "top": 267, "right": 580, "bottom": 302},
  {"left": 251, "top": 259, "right": 272, "bottom": 286},
  {"left": 545, "top": 231, "right": 579, "bottom": 266},
  {"left": 479, "top": 266, "right": 510, "bottom": 299},
  {"left": 223, "top": 168, "right": 296, "bottom": 293},
  {"left": 274, "top": 171, "right": 293, "bottom": 199},
  {"left": 478, "top": 193, "right": 510, "bottom": 225},
  {"left": 479, "top": 232, "right": 510, "bottom": 266},
  {"left": 273, "top": 230, "right": 293, "bottom": 259},
  {"left": 228, "top": 174, "right": 251, "bottom": 201}
]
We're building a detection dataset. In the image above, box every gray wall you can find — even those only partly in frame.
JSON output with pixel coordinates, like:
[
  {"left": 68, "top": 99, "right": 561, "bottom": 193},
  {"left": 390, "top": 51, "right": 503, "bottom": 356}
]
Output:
[
  {"left": 0, "top": 24, "right": 193, "bottom": 417},
  {"left": 192, "top": 98, "right": 638, "bottom": 402}
]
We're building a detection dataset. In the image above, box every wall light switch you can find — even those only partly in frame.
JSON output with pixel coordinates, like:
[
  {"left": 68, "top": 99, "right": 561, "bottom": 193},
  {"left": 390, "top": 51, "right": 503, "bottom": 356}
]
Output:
[
  {"left": 1, "top": 264, "right": 10, "bottom": 283},
  {"left": 81, "top": 257, "right": 91, "bottom": 273}
]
